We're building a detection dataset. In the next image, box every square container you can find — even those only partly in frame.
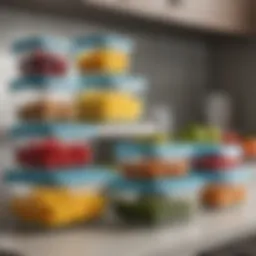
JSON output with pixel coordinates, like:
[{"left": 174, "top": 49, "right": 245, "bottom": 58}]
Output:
[
  {"left": 9, "top": 185, "right": 107, "bottom": 227},
  {"left": 15, "top": 139, "right": 93, "bottom": 169},
  {"left": 73, "top": 34, "right": 134, "bottom": 74},
  {"left": 76, "top": 91, "right": 143, "bottom": 123},
  {"left": 193, "top": 144, "right": 243, "bottom": 171},
  {"left": 108, "top": 176, "right": 204, "bottom": 225},
  {"left": 116, "top": 143, "right": 194, "bottom": 178},
  {"left": 13, "top": 36, "right": 69, "bottom": 76}
]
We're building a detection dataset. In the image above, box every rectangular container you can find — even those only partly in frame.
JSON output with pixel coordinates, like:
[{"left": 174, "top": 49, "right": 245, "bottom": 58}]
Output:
[
  {"left": 116, "top": 143, "right": 194, "bottom": 178},
  {"left": 13, "top": 36, "right": 69, "bottom": 77},
  {"left": 9, "top": 185, "right": 106, "bottom": 227},
  {"left": 73, "top": 34, "right": 134, "bottom": 74},
  {"left": 201, "top": 183, "right": 247, "bottom": 208},
  {"left": 193, "top": 144, "right": 242, "bottom": 171},
  {"left": 108, "top": 176, "right": 204, "bottom": 225},
  {"left": 16, "top": 139, "right": 93, "bottom": 169},
  {"left": 76, "top": 91, "right": 143, "bottom": 123}
]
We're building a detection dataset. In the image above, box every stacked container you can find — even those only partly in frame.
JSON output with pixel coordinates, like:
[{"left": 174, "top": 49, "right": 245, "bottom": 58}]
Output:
[
  {"left": 73, "top": 34, "right": 145, "bottom": 123},
  {"left": 5, "top": 36, "right": 115, "bottom": 228},
  {"left": 193, "top": 144, "right": 252, "bottom": 208},
  {"left": 110, "top": 141, "right": 204, "bottom": 225}
]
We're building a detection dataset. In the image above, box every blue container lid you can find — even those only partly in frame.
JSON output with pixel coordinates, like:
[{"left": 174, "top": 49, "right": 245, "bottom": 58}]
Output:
[
  {"left": 12, "top": 36, "right": 69, "bottom": 54},
  {"left": 10, "top": 75, "right": 79, "bottom": 92},
  {"left": 115, "top": 143, "right": 194, "bottom": 161},
  {"left": 194, "top": 166, "right": 253, "bottom": 184},
  {"left": 194, "top": 144, "right": 242, "bottom": 157},
  {"left": 73, "top": 34, "right": 134, "bottom": 53},
  {"left": 80, "top": 75, "right": 147, "bottom": 94},
  {"left": 11, "top": 123, "right": 99, "bottom": 140},
  {"left": 5, "top": 166, "right": 117, "bottom": 187},
  {"left": 109, "top": 175, "right": 205, "bottom": 195}
]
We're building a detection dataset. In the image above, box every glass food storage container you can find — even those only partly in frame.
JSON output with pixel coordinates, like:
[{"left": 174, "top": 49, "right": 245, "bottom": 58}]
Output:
[
  {"left": 12, "top": 36, "right": 69, "bottom": 77},
  {"left": 10, "top": 76, "right": 79, "bottom": 123},
  {"left": 193, "top": 144, "right": 243, "bottom": 171},
  {"left": 75, "top": 90, "right": 143, "bottom": 123},
  {"left": 73, "top": 34, "right": 134, "bottom": 74},
  {"left": 198, "top": 166, "right": 253, "bottom": 208},
  {"left": 108, "top": 176, "right": 204, "bottom": 225},
  {"left": 15, "top": 138, "right": 93, "bottom": 169},
  {"left": 115, "top": 143, "right": 194, "bottom": 178},
  {"left": 8, "top": 185, "right": 107, "bottom": 228}
]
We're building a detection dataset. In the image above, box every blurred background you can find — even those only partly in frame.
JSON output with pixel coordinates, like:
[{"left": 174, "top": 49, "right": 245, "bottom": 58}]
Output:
[{"left": 0, "top": 0, "right": 256, "bottom": 256}]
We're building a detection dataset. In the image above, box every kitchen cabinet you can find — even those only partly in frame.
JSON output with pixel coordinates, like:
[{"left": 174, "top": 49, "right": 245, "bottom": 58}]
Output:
[{"left": 85, "top": 0, "right": 251, "bottom": 34}]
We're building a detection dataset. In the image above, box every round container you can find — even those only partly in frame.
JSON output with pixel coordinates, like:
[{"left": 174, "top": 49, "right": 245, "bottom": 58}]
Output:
[
  {"left": 12, "top": 36, "right": 69, "bottom": 77},
  {"left": 72, "top": 34, "right": 134, "bottom": 74},
  {"left": 108, "top": 176, "right": 204, "bottom": 225}
]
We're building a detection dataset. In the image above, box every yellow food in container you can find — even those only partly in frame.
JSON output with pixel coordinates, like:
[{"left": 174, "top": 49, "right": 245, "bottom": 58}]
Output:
[
  {"left": 74, "top": 34, "right": 133, "bottom": 73},
  {"left": 11, "top": 188, "right": 106, "bottom": 227},
  {"left": 76, "top": 91, "right": 143, "bottom": 122}
]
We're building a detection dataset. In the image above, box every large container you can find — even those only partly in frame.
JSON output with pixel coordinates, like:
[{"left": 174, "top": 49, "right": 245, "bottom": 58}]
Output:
[
  {"left": 13, "top": 36, "right": 69, "bottom": 76},
  {"left": 76, "top": 91, "right": 143, "bottom": 123},
  {"left": 9, "top": 185, "right": 106, "bottom": 227},
  {"left": 116, "top": 143, "right": 194, "bottom": 179},
  {"left": 73, "top": 34, "right": 134, "bottom": 74},
  {"left": 108, "top": 176, "right": 204, "bottom": 225}
]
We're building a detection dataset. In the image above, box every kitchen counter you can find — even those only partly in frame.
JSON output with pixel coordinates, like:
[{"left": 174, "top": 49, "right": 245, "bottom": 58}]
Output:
[{"left": 1, "top": 162, "right": 256, "bottom": 256}]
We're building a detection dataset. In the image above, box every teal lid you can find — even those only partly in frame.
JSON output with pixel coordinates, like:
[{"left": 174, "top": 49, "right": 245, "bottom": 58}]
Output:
[{"left": 12, "top": 36, "right": 69, "bottom": 54}]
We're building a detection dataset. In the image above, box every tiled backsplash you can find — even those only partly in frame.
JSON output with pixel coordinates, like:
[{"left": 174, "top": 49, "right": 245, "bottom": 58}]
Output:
[{"left": 0, "top": 8, "right": 210, "bottom": 131}]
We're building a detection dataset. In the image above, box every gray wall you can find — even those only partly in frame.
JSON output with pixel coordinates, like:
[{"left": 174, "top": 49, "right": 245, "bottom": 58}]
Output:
[
  {"left": 0, "top": 7, "right": 210, "bottom": 131},
  {"left": 212, "top": 39, "right": 256, "bottom": 134}
]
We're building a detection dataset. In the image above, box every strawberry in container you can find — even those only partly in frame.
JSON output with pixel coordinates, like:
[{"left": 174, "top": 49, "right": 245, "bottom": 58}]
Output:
[
  {"left": 16, "top": 139, "right": 93, "bottom": 169},
  {"left": 12, "top": 36, "right": 69, "bottom": 76}
]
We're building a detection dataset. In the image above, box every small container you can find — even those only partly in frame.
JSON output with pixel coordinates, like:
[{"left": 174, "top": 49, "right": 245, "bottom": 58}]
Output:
[
  {"left": 242, "top": 138, "right": 256, "bottom": 160},
  {"left": 116, "top": 143, "right": 193, "bottom": 178},
  {"left": 201, "top": 183, "right": 247, "bottom": 208},
  {"left": 9, "top": 185, "right": 106, "bottom": 227},
  {"left": 193, "top": 144, "right": 242, "bottom": 171},
  {"left": 73, "top": 34, "right": 134, "bottom": 74},
  {"left": 108, "top": 176, "right": 204, "bottom": 225},
  {"left": 76, "top": 91, "right": 143, "bottom": 123},
  {"left": 12, "top": 36, "right": 69, "bottom": 76},
  {"left": 15, "top": 139, "right": 93, "bottom": 169}
]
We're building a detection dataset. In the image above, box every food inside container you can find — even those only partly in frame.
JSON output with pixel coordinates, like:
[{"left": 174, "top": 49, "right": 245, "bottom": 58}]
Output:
[
  {"left": 109, "top": 176, "right": 203, "bottom": 225},
  {"left": 202, "top": 184, "right": 246, "bottom": 208},
  {"left": 18, "top": 99, "right": 76, "bottom": 122},
  {"left": 10, "top": 186, "right": 106, "bottom": 227},
  {"left": 73, "top": 34, "right": 133, "bottom": 73},
  {"left": 242, "top": 138, "right": 256, "bottom": 160},
  {"left": 193, "top": 145, "right": 242, "bottom": 171},
  {"left": 76, "top": 91, "right": 143, "bottom": 122},
  {"left": 122, "top": 159, "right": 189, "bottom": 179},
  {"left": 12, "top": 36, "right": 69, "bottom": 76},
  {"left": 16, "top": 139, "right": 93, "bottom": 169}
]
